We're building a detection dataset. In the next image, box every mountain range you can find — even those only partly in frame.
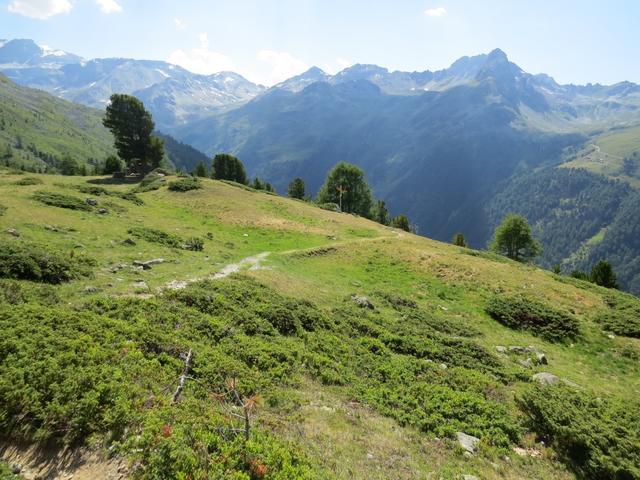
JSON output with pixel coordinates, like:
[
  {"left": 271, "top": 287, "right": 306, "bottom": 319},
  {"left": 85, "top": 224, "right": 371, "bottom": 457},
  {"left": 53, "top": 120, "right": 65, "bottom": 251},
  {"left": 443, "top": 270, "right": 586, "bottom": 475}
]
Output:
[{"left": 2, "top": 38, "right": 640, "bottom": 293}]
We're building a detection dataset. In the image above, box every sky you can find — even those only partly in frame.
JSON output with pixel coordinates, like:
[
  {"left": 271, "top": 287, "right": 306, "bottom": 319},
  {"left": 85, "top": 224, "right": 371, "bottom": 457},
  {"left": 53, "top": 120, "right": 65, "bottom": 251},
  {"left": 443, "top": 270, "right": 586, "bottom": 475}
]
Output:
[{"left": 1, "top": 0, "right": 639, "bottom": 86}]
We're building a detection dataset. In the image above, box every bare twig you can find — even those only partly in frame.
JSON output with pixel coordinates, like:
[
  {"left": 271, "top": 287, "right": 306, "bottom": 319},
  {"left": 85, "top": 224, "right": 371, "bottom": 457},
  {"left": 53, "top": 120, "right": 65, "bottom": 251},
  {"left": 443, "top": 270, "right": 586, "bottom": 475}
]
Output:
[{"left": 171, "top": 349, "right": 193, "bottom": 404}]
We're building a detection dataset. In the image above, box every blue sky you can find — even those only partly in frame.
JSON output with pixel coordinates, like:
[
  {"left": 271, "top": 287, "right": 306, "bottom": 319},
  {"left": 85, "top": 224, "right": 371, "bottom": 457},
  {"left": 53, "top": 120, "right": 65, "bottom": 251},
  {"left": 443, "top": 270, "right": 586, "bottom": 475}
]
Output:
[{"left": 2, "top": 0, "right": 639, "bottom": 86}]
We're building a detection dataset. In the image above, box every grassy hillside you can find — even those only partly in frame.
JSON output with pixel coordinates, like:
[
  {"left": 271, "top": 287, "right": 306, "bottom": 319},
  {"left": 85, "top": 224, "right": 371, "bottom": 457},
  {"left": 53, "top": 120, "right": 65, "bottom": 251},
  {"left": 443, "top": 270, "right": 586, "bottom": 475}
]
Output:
[
  {"left": 0, "top": 169, "right": 639, "bottom": 479},
  {"left": 0, "top": 74, "right": 114, "bottom": 172}
]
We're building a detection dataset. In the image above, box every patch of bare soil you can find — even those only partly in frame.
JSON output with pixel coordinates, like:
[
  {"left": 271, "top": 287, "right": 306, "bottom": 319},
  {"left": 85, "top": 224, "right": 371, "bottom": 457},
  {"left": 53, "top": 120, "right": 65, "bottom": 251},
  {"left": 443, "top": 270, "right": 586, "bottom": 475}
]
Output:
[{"left": 0, "top": 442, "right": 127, "bottom": 480}]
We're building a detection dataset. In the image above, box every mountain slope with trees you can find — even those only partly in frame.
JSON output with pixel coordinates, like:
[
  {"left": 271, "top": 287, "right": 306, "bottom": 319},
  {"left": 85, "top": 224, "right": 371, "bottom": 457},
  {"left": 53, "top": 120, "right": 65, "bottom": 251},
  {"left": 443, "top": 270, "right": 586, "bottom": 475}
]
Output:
[{"left": 0, "top": 168, "right": 638, "bottom": 479}]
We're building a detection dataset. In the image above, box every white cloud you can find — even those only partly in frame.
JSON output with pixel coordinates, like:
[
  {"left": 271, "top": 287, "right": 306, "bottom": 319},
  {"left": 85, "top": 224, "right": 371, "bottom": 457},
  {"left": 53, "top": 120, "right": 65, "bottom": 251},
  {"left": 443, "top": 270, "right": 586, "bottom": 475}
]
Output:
[
  {"left": 96, "top": 0, "right": 122, "bottom": 14},
  {"left": 174, "top": 17, "right": 186, "bottom": 30},
  {"left": 257, "top": 50, "right": 308, "bottom": 86},
  {"left": 425, "top": 6, "right": 447, "bottom": 17},
  {"left": 167, "top": 33, "right": 236, "bottom": 75},
  {"left": 7, "top": 0, "right": 72, "bottom": 19}
]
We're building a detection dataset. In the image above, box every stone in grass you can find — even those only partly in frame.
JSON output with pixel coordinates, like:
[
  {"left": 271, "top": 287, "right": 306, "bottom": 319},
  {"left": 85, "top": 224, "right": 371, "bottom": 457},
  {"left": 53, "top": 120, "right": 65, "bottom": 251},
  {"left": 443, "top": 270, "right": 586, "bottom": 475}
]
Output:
[
  {"left": 509, "top": 346, "right": 532, "bottom": 354},
  {"left": 456, "top": 432, "right": 480, "bottom": 455},
  {"left": 536, "top": 353, "right": 548, "bottom": 365},
  {"left": 11, "top": 464, "right": 21, "bottom": 474},
  {"left": 495, "top": 345, "right": 507, "bottom": 353},
  {"left": 84, "top": 285, "right": 100, "bottom": 294},
  {"left": 133, "top": 258, "right": 165, "bottom": 270},
  {"left": 85, "top": 198, "right": 98, "bottom": 206},
  {"left": 461, "top": 476, "right": 478, "bottom": 480},
  {"left": 351, "top": 295, "right": 374, "bottom": 309},
  {"left": 532, "top": 372, "right": 560, "bottom": 386},
  {"left": 6, "top": 228, "right": 20, "bottom": 237}
]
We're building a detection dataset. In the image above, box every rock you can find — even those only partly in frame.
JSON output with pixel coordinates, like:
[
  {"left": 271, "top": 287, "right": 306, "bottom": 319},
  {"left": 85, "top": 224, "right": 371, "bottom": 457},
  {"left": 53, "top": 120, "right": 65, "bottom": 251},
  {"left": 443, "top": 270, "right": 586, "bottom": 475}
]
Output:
[
  {"left": 462, "top": 475, "right": 478, "bottom": 480},
  {"left": 133, "top": 281, "right": 149, "bottom": 290},
  {"left": 495, "top": 345, "right": 507, "bottom": 353},
  {"left": 509, "top": 346, "right": 532, "bottom": 354},
  {"left": 11, "top": 464, "right": 22, "bottom": 474},
  {"left": 518, "top": 358, "right": 533, "bottom": 368},
  {"left": 439, "top": 363, "right": 448, "bottom": 370},
  {"left": 122, "top": 238, "right": 136, "bottom": 246},
  {"left": 97, "top": 208, "right": 109, "bottom": 214},
  {"left": 607, "top": 334, "right": 615, "bottom": 339},
  {"left": 84, "top": 286, "right": 100, "bottom": 294},
  {"left": 85, "top": 198, "right": 98, "bottom": 206},
  {"left": 536, "top": 353, "right": 548, "bottom": 365},
  {"left": 74, "top": 243, "right": 85, "bottom": 249},
  {"left": 133, "top": 258, "right": 165, "bottom": 270},
  {"left": 351, "top": 295, "right": 374, "bottom": 309},
  {"left": 456, "top": 432, "right": 480, "bottom": 454},
  {"left": 44, "top": 225, "right": 59, "bottom": 232},
  {"left": 532, "top": 372, "right": 560, "bottom": 386},
  {"left": 110, "top": 263, "right": 128, "bottom": 273},
  {"left": 6, "top": 228, "right": 20, "bottom": 237}
]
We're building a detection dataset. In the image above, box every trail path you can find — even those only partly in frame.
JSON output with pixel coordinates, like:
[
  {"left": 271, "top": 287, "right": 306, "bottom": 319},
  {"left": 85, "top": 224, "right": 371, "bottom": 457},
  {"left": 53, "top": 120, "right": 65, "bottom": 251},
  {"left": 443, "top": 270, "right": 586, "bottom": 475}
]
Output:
[{"left": 161, "top": 228, "right": 404, "bottom": 292}]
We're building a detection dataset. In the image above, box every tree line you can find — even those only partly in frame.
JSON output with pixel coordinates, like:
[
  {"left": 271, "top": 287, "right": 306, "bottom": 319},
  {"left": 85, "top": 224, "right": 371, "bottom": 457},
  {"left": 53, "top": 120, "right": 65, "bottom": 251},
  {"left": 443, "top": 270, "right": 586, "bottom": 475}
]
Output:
[{"left": 101, "top": 93, "right": 620, "bottom": 289}]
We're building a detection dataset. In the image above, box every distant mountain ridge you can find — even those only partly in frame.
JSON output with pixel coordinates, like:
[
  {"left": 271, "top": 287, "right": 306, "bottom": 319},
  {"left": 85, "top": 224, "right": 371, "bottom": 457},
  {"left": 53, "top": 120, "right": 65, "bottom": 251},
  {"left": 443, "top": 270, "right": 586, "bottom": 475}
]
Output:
[
  {"left": 0, "top": 39, "right": 264, "bottom": 131},
  {"left": 3, "top": 38, "right": 640, "bottom": 292}
]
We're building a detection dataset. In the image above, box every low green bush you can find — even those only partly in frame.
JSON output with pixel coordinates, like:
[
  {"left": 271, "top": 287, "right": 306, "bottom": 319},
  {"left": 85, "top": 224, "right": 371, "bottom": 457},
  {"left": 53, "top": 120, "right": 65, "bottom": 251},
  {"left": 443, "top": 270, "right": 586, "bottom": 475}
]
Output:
[
  {"left": 32, "top": 191, "right": 92, "bottom": 211},
  {"left": 78, "top": 184, "right": 110, "bottom": 195},
  {"left": 168, "top": 177, "right": 202, "bottom": 192},
  {"left": 0, "top": 240, "right": 95, "bottom": 283},
  {"left": 0, "top": 204, "right": 5, "bottom": 216},
  {"left": 520, "top": 385, "right": 640, "bottom": 480},
  {"left": 128, "top": 226, "right": 182, "bottom": 248},
  {"left": 183, "top": 237, "right": 204, "bottom": 251},
  {"left": 486, "top": 295, "right": 579, "bottom": 341},
  {"left": 595, "top": 292, "right": 640, "bottom": 338},
  {"left": 318, "top": 202, "right": 340, "bottom": 212},
  {"left": 13, "top": 176, "right": 43, "bottom": 186},
  {"left": 133, "top": 173, "right": 166, "bottom": 193},
  {"left": 77, "top": 184, "right": 144, "bottom": 205},
  {"left": 118, "top": 191, "right": 144, "bottom": 205}
]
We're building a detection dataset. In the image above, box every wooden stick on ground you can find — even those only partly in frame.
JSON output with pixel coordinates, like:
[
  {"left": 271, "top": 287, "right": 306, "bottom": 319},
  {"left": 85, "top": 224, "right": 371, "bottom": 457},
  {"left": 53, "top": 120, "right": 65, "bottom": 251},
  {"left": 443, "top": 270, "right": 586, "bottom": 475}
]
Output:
[{"left": 172, "top": 349, "right": 193, "bottom": 404}]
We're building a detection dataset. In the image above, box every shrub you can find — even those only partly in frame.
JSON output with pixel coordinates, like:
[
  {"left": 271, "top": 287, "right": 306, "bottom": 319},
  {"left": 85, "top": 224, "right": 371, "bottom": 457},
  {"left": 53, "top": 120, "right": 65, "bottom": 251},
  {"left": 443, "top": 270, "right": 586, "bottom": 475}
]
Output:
[
  {"left": 118, "top": 192, "right": 144, "bottom": 205},
  {"left": 595, "top": 292, "right": 640, "bottom": 338},
  {"left": 318, "top": 202, "right": 340, "bottom": 212},
  {"left": 0, "top": 204, "right": 5, "bottom": 216},
  {"left": 520, "top": 385, "right": 640, "bottom": 479},
  {"left": 486, "top": 295, "right": 579, "bottom": 341},
  {"left": 0, "top": 240, "right": 95, "bottom": 283},
  {"left": 168, "top": 177, "right": 202, "bottom": 192},
  {"left": 183, "top": 237, "right": 204, "bottom": 251},
  {"left": 32, "top": 191, "right": 92, "bottom": 211},
  {"left": 128, "top": 226, "right": 182, "bottom": 248},
  {"left": 134, "top": 173, "right": 166, "bottom": 193},
  {"left": 13, "top": 176, "right": 42, "bottom": 186},
  {"left": 78, "top": 184, "right": 110, "bottom": 196}
]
